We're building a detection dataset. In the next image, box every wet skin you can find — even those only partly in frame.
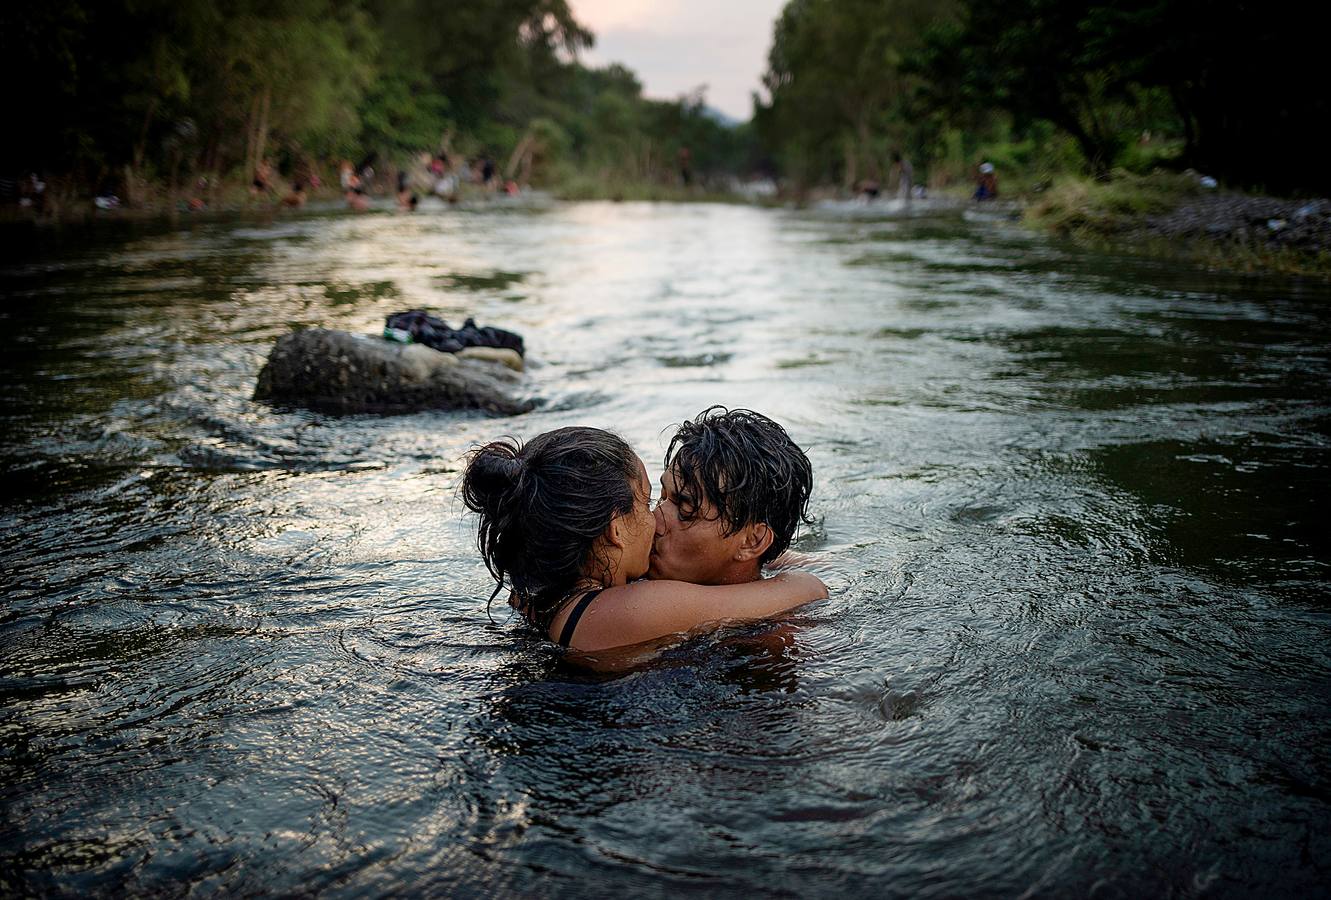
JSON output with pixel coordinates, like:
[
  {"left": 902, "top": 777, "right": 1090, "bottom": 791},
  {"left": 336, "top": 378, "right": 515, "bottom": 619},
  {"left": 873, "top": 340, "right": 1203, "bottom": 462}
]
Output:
[
  {"left": 648, "top": 465, "right": 758, "bottom": 585},
  {"left": 617, "top": 459, "right": 656, "bottom": 582}
]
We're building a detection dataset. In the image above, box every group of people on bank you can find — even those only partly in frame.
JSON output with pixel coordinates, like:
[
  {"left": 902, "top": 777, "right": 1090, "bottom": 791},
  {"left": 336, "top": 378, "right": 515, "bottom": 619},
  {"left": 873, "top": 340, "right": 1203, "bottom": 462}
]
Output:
[
  {"left": 347, "top": 152, "right": 515, "bottom": 211},
  {"left": 239, "top": 151, "right": 517, "bottom": 213},
  {"left": 856, "top": 153, "right": 999, "bottom": 203}
]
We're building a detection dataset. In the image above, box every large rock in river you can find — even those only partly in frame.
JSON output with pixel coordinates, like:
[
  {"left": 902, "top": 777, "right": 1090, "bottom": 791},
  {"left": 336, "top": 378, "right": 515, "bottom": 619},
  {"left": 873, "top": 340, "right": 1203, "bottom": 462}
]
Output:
[{"left": 254, "top": 328, "right": 534, "bottom": 415}]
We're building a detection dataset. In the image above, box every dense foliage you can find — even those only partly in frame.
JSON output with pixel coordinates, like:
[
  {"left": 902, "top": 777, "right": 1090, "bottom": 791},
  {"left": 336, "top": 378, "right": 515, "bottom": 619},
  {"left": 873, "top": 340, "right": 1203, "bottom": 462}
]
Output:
[
  {"left": 4, "top": 0, "right": 1324, "bottom": 199},
  {"left": 0, "top": 0, "right": 753, "bottom": 198},
  {"left": 757, "top": 0, "right": 956, "bottom": 188},
  {"left": 758, "top": 0, "right": 1328, "bottom": 194}
]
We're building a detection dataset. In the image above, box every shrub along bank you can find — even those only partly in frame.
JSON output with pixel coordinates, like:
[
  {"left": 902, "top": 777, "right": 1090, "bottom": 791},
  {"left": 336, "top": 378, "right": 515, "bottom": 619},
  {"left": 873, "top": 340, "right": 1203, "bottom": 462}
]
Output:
[{"left": 1024, "top": 173, "right": 1331, "bottom": 278}]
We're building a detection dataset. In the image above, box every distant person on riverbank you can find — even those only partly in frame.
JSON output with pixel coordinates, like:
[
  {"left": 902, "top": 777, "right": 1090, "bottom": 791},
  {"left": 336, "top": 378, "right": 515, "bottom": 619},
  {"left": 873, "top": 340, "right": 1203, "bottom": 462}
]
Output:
[
  {"left": 281, "top": 182, "right": 307, "bottom": 208},
  {"left": 893, "top": 151, "right": 914, "bottom": 202},
  {"left": 18, "top": 173, "right": 47, "bottom": 211},
  {"left": 356, "top": 155, "right": 376, "bottom": 186},
  {"left": 678, "top": 146, "right": 693, "bottom": 186},
  {"left": 432, "top": 156, "right": 458, "bottom": 201},
  {"left": 974, "top": 162, "right": 998, "bottom": 201},
  {"left": 460, "top": 415, "right": 826, "bottom": 654},
  {"left": 396, "top": 169, "right": 419, "bottom": 210},
  {"left": 251, "top": 159, "right": 275, "bottom": 195},
  {"left": 345, "top": 172, "right": 369, "bottom": 211}
]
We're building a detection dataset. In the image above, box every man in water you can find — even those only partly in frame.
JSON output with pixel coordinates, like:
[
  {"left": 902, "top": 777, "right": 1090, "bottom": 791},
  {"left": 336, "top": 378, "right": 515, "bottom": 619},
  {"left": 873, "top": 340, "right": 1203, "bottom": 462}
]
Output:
[{"left": 649, "top": 406, "right": 814, "bottom": 586}]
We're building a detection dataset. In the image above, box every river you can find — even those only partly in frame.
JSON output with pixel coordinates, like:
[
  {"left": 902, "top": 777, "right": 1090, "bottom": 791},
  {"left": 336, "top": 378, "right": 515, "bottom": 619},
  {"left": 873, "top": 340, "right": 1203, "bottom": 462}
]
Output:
[{"left": 2, "top": 200, "right": 1329, "bottom": 896}]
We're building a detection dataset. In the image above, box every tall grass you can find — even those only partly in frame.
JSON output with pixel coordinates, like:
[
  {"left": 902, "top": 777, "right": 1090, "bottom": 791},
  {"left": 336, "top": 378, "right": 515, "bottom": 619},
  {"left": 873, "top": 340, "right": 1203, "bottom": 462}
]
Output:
[{"left": 1025, "top": 171, "right": 1201, "bottom": 236}]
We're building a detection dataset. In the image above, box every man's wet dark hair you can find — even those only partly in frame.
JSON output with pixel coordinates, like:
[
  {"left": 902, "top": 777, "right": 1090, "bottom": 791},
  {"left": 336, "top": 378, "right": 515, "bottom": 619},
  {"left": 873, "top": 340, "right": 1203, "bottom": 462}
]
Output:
[
  {"left": 664, "top": 406, "right": 814, "bottom": 565},
  {"left": 461, "top": 427, "right": 639, "bottom": 629}
]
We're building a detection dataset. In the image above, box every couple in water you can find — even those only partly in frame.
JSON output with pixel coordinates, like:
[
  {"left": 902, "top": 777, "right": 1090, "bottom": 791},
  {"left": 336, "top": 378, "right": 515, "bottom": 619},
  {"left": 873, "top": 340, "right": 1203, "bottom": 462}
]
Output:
[{"left": 462, "top": 406, "right": 828, "bottom": 653}]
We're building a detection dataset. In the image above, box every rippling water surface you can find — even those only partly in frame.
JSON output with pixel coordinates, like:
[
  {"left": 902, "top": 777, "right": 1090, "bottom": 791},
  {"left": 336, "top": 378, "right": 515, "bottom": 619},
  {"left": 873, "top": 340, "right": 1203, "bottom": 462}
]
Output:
[{"left": 2, "top": 201, "right": 1329, "bottom": 897}]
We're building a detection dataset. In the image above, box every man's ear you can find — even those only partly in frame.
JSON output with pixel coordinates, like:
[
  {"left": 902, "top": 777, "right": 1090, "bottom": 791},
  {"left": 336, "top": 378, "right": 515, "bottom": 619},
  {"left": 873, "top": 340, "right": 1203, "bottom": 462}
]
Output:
[{"left": 733, "top": 523, "right": 774, "bottom": 561}]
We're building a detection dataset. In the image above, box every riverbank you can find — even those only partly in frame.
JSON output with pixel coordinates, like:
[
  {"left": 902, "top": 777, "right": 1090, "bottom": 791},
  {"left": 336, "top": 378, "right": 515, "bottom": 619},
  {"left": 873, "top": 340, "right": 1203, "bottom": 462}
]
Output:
[
  {"left": 550, "top": 172, "right": 757, "bottom": 204},
  {"left": 0, "top": 179, "right": 337, "bottom": 226},
  {"left": 1023, "top": 172, "right": 1331, "bottom": 278},
  {"left": 0, "top": 174, "right": 765, "bottom": 227},
  {"left": 11, "top": 170, "right": 1329, "bottom": 281}
]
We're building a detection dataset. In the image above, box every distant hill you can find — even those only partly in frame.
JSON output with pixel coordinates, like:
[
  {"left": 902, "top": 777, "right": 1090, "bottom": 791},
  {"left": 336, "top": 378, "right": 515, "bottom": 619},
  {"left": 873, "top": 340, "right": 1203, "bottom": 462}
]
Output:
[{"left": 700, "top": 106, "right": 744, "bottom": 129}]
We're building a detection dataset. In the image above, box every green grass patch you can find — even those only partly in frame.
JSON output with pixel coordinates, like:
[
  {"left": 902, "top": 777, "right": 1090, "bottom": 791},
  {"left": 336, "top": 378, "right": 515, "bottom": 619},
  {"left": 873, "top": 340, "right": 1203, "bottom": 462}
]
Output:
[
  {"left": 1024, "top": 171, "right": 1202, "bottom": 237},
  {"left": 1023, "top": 171, "right": 1331, "bottom": 278}
]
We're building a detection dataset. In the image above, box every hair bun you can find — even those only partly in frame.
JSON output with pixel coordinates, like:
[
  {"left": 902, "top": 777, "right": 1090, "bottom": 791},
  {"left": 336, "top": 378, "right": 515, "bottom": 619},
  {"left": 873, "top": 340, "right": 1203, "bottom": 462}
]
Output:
[
  {"left": 498, "top": 455, "right": 524, "bottom": 481},
  {"left": 461, "top": 439, "right": 526, "bottom": 517},
  {"left": 460, "top": 426, "right": 640, "bottom": 630}
]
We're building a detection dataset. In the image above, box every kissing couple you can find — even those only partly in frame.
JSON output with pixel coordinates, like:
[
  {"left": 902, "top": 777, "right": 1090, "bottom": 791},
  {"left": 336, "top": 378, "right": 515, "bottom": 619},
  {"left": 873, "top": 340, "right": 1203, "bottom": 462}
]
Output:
[{"left": 462, "top": 406, "right": 827, "bottom": 653}]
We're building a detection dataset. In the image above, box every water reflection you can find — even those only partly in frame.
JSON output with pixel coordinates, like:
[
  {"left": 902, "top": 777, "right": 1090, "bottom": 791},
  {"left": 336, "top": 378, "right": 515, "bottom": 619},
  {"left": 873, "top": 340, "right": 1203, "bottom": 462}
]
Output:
[{"left": 2, "top": 202, "right": 1329, "bottom": 895}]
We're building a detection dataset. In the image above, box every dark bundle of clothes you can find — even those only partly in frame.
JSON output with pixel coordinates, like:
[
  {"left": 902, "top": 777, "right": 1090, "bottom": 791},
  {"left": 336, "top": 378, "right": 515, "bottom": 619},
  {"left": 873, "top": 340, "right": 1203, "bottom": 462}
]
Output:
[{"left": 385, "top": 310, "right": 525, "bottom": 357}]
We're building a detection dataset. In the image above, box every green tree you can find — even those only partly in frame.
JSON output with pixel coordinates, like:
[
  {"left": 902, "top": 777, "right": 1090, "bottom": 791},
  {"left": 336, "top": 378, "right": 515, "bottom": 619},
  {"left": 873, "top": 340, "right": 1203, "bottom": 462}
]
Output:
[
  {"left": 759, "top": 0, "right": 957, "bottom": 187},
  {"left": 919, "top": 0, "right": 1329, "bottom": 191}
]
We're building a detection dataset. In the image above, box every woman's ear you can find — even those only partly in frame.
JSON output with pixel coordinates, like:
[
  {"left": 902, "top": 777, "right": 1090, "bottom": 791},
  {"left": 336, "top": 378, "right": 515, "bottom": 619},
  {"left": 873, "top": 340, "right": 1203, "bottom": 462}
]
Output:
[
  {"left": 605, "top": 514, "right": 631, "bottom": 550},
  {"left": 606, "top": 516, "right": 625, "bottom": 551},
  {"left": 733, "top": 523, "right": 774, "bottom": 561}
]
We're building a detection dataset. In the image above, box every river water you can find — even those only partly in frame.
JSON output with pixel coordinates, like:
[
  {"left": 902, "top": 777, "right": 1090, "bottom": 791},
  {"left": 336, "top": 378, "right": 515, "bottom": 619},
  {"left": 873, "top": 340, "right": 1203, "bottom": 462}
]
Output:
[{"left": 2, "top": 200, "right": 1329, "bottom": 897}]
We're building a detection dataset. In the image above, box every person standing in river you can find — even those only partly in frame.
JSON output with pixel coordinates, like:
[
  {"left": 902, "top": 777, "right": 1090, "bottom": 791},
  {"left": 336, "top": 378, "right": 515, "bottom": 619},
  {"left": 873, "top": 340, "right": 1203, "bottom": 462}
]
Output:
[
  {"left": 974, "top": 161, "right": 998, "bottom": 200},
  {"left": 893, "top": 150, "right": 914, "bottom": 203}
]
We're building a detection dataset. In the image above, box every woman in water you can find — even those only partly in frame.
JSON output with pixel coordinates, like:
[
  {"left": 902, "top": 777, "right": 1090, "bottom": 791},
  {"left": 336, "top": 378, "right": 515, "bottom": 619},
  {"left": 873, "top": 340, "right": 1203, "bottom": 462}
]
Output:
[{"left": 461, "top": 426, "right": 826, "bottom": 653}]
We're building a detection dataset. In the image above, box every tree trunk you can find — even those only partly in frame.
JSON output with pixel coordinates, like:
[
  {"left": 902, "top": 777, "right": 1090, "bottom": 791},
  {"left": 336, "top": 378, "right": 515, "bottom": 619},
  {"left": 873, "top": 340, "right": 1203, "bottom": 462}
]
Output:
[
  {"left": 253, "top": 86, "right": 272, "bottom": 177},
  {"left": 843, "top": 134, "right": 857, "bottom": 192},
  {"left": 169, "top": 148, "right": 183, "bottom": 201},
  {"left": 505, "top": 134, "right": 533, "bottom": 179},
  {"left": 857, "top": 117, "right": 877, "bottom": 181},
  {"left": 1169, "top": 83, "right": 1197, "bottom": 167},
  {"left": 519, "top": 148, "right": 533, "bottom": 185},
  {"left": 133, "top": 100, "right": 159, "bottom": 171},
  {"left": 1055, "top": 110, "right": 1111, "bottom": 178},
  {"left": 244, "top": 96, "right": 258, "bottom": 180}
]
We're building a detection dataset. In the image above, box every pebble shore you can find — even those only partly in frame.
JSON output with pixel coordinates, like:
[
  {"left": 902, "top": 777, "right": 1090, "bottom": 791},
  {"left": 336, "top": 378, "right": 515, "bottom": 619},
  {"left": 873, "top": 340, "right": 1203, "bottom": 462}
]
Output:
[{"left": 1143, "top": 192, "right": 1330, "bottom": 256}]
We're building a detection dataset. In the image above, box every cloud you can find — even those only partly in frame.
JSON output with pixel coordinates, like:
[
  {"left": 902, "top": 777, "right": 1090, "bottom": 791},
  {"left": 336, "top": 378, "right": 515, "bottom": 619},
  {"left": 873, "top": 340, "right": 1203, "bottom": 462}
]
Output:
[
  {"left": 572, "top": 0, "right": 785, "bottom": 120},
  {"left": 572, "top": 0, "right": 662, "bottom": 32}
]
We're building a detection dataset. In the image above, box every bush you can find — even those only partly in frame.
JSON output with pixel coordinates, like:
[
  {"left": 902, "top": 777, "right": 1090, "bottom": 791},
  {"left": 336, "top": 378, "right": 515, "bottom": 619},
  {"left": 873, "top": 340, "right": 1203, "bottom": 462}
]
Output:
[{"left": 1026, "top": 171, "right": 1201, "bottom": 235}]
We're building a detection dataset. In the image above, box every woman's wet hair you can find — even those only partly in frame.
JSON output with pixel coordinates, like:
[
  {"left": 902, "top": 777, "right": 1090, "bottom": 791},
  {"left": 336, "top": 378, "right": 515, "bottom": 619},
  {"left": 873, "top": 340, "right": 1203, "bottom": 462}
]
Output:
[
  {"left": 461, "top": 426, "right": 640, "bottom": 629},
  {"left": 664, "top": 406, "right": 814, "bottom": 564}
]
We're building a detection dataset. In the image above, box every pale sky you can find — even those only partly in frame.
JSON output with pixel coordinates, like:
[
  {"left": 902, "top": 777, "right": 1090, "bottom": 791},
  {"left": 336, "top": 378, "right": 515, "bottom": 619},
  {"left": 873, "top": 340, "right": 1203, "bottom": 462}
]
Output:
[{"left": 571, "top": 0, "right": 788, "bottom": 122}]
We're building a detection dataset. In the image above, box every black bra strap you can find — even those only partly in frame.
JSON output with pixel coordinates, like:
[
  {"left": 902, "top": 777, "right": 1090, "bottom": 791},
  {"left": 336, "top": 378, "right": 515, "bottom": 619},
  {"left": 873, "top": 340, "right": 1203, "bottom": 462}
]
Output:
[{"left": 557, "top": 589, "right": 603, "bottom": 648}]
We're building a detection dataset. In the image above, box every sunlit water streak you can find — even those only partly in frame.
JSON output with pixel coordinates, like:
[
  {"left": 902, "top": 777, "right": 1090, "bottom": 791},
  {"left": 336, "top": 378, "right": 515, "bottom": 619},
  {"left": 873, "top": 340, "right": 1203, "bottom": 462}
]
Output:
[{"left": 2, "top": 201, "right": 1329, "bottom": 896}]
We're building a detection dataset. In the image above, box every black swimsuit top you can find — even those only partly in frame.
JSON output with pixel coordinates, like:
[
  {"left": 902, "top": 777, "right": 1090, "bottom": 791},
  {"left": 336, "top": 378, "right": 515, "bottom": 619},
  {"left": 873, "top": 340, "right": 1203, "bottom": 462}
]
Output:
[{"left": 556, "top": 589, "right": 603, "bottom": 648}]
